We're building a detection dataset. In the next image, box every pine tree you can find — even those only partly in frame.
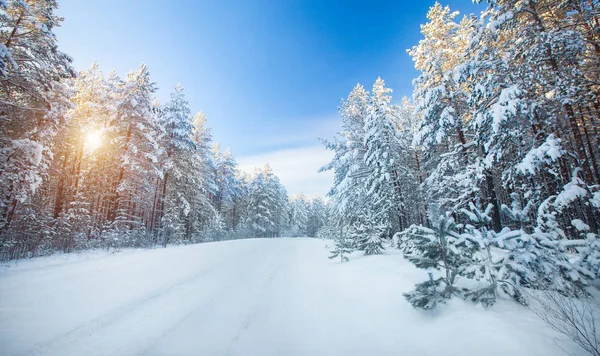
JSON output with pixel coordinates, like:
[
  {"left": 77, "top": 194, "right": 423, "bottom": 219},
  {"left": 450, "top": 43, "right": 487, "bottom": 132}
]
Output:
[
  {"left": 56, "top": 192, "right": 91, "bottom": 253},
  {"left": 329, "top": 229, "right": 353, "bottom": 262},
  {"left": 213, "top": 145, "right": 241, "bottom": 215},
  {"left": 458, "top": 203, "right": 502, "bottom": 307},
  {"left": 402, "top": 216, "right": 466, "bottom": 309},
  {"left": 108, "top": 64, "right": 161, "bottom": 234},
  {"left": 188, "top": 111, "right": 219, "bottom": 239},
  {"left": 155, "top": 84, "right": 199, "bottom": 245},
  {"left": 389, "top": 97, "right": 427, "bottom": 228},
  {"left": 307, "top": 195, "right": 327, "bottom": 237},
  {"left": 350, "top": 209, "right": 385, "bottom": 255},
  {"left": 0, "top": 0, "right": 74, "bottom": 232},
  {"left": 245, "top": 164, "right": 288, "bottom": 238},
  {"left": 320, "top": 84, "right": 371, "bottom": 229},
  {"left": 288, "top": 193, "right": 309, "bottom": 237},
  {"left": 410, "top": 4, "right": 480, "bottom": 217},
  {"left": 363, "top": 78, "right": 400, "bottom": 233}
]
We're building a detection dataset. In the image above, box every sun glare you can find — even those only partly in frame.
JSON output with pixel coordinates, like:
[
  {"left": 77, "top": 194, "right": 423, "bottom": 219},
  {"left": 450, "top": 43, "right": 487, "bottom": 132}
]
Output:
[{"left": 85, "top": 129, "right": 103, "bottom": 151}]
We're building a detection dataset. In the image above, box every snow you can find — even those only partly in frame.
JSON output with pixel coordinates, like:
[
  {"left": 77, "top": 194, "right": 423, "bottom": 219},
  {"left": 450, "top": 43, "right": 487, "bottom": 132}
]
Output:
[
  {"left": 593, "top": 192, "right": 600, "bottom": 208},
  {"left": 13, "top": 138, "right": 44, "bottom": 167},
  {"left": 572, "top": 219, "right": 590, "bottom": 232},
  {"left": 490, "top": 85, "right": 521, "bottom": 133},
  {"left": 487, "top": 11, "right": 513, "bottom": 33},
  {"left": 554, "top": 169, "right": 588, "bottom": 208},
  {"left": 518, "top": 134, "right": 564, "bottom": 175},
  {"left": 0, "top": 43, "right": 17, "bottom": 76},
  {"left": 0, "top": 238, "right": 576, "bottom": 356}
]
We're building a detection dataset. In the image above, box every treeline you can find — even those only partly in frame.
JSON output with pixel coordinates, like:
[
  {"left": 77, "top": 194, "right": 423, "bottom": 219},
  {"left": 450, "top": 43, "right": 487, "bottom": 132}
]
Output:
[
  {"left": 287, "top": 193, "right": 328, "bottom": 238},
  {"left": 323, "top": 1, "right": 600, "bottom": 308},
  {"left": 0, "top": 1, "right": 327, "bottom": 260}
]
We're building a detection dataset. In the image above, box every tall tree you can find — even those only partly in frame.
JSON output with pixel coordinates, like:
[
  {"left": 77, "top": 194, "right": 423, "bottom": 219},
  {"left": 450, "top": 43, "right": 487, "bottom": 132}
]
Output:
[
  {"left": 0, "top": 0, "right": 74, "bottom": 232},
  {"left": 157, "top": 84, "right": 199, "bottom": 245}
]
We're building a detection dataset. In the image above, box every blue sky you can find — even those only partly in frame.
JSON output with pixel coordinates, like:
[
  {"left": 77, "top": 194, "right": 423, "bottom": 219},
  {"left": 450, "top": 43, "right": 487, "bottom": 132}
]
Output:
[{"left": 54, "top": 0, "right": 483, "bottom": 196}]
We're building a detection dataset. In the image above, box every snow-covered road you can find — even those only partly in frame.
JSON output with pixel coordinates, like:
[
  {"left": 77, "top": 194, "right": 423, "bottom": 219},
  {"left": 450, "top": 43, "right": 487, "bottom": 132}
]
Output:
[{"left": 0, "top": 238, "right": 574, "bottom": 356}]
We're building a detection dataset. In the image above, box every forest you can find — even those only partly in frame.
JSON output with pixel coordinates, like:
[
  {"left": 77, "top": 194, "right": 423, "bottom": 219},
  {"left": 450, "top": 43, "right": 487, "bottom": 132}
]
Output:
[
  {"left": 321, "top": 1, "right": 600, "bottom": 310},
  {"left": 0, "top": 1, "right": 327, "bottom": 261},
  {"left": 2, "top": 0, "right": 600, "bottom": 355},
  {"left": 2, "top": 0, "right": 600, "bottom": 313}
]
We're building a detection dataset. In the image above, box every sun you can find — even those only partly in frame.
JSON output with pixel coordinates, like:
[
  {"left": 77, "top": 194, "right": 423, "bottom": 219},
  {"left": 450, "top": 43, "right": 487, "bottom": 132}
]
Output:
[{"left": 84, "top": 128, "right": 103, "bottom": 151}]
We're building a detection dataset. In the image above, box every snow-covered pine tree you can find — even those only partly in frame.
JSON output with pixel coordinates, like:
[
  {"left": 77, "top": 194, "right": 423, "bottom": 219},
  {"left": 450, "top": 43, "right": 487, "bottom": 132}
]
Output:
[
  {"left": 320, "top": 84, "right": 371, "bottom": 236},
  {"left": 107, "top": 64, "right": 161, "bottom": 235},
  {"left": 0, "top": 0, "right": 74, "bottom": 237},
  {"left": 329, "top": 227, "right": 353, "bottom": 262},
  {"left": 270, "top": 176, "right": 290, "bottom": 237},
  {"left": 363, "top": 77, "right": 401, "bottom": 234},
  {"left": 246, "top": 164, "right": 288, "bottom": 238},
  {"left": 493, "top": 197, "right": 580, "bottom": 304},
  {"left": 190, "top": 111, "right": 219, "bottom": 237},
  {"left": 213, "top": 145, "right": 241, "bottom": 216},
  {"left": 156, "top": 84, "right": 200, "bottom": 245},
  {"left": 410, "top": 4, "right": 483, "bottom": 220},
  {"left": 349, "top": 209, "right": 385, "bottom": 255},
  {"left": 307, "top": 195, "right": 327, "bottom": 237},
  {"left": 288, "top": 193, "right": 309, "bottom": 237},
  {"left": 390, "top": 97, "right": 427, "bottom": 228},
  {"left": 55, "top": 192, "right": 91, "bottom": 253},
  {"left": 531, "top": 170, "right": 600, "bottom": 294},
  {"left": 464, "top": 0, "right": 599, "bottom": 234},
  {"left": 316, "top": 203, "right": 338, "bottom": 240},
  {"left": 402, "top": 215, "right": 466, "bottom": 309},
  {"left": 457, "top": 203, "right": 502, "bottom": 307}
]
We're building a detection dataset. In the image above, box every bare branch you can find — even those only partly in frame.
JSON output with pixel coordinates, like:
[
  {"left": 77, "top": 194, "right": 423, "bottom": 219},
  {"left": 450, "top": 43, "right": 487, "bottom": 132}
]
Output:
[{"left": 529, "top": 290, "right": 600, "bottom": 356}]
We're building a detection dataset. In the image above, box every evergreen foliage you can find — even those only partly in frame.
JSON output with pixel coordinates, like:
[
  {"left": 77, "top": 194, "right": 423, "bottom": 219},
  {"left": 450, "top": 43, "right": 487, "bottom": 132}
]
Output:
[
  {"left": 320, "top": 0, "right": 600, "bottom": 312},
  {"left": 0, "top": 4, "right": 329, "bottom": 259}
]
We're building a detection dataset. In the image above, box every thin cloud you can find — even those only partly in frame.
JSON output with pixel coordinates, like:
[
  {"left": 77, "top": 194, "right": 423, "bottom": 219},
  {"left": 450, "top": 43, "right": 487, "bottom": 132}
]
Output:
[{"left": 238, "top": 145, "right": 334, "bottom": 197}]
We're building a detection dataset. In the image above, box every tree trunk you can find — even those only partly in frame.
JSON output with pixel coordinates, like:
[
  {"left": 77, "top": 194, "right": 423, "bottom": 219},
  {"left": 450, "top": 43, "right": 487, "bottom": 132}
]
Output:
[
  {"left": 485, "top": 172, "right": 502, "bottom": 232},
  {"left": 527, "top": 0, "right": 595, "bottom": 183},
  {"left": 53, "top": 150, "right": 70, "bottom": 219}
]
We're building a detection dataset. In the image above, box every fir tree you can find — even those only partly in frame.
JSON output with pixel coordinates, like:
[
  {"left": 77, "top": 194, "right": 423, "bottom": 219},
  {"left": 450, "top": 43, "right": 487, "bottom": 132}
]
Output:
[
  {"left": 329, "top": 231, "right": 353, "bottom": 262},
  {"left": 351, "top": 210, "right": 385, "bottom": 255},
  {"left": 402, "top": 216, "right": 466, "bottom": 309},
  {"left": 0, "top": 0, "right": 74, "bottom": 231},
  {"left": 363, "top": 77, "right": 400, "bottom": 233}
]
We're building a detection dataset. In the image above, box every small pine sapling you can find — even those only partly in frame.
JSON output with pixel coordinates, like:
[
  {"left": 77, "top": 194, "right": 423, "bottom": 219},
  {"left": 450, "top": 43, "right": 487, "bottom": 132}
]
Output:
[
  {"left": 459, "top": 203, "right": 531, "bottom": 306},
  {"left": 459, "top": 203, "right": 499, "bottom": 307},
  {"left": 329, "top": 233, "right": 353, "bottom": 262},
  {"left": 351, "top": 212, "right": 385, "bottom": 255},
  {"left": 402, "top": 215, "right": 466, "bottom": 309}
]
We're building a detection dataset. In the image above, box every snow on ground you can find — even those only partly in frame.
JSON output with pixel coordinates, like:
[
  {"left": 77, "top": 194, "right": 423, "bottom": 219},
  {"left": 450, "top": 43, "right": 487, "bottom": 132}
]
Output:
[{"left": 0, "top": 238, "right": 577, "bottom": 356}]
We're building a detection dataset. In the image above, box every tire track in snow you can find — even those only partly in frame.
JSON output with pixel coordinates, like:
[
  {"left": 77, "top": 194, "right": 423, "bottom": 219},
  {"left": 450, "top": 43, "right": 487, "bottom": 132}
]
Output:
[
  {"left": 0, "top": 246, "right": 198, "bottom": 292},
  {"left": 15, "top": 244, "right": 265, "bottom": 356},
  {"left": 139, "top": 243, "right": 291, "bottom": 356},
  {"left": 221, "top": 246, "right": 285, "bottom": 356}
]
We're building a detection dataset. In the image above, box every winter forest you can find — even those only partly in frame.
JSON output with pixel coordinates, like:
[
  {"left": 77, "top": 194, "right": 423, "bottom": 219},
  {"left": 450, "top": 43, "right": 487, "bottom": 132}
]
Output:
[
  {"left": 321, "top": 0, "right": 600, "bottom": 314},
  {"left": 2, "top": 0, "right": 600, "bottom": 354},
  {"left": 0, "top": 1, "right": 329, "bottom": 261}
]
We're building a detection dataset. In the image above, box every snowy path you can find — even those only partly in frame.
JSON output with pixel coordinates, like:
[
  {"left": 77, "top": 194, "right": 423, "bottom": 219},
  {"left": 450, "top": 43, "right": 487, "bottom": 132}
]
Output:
[{"left": 0, "top": 238, "right": 574, "bottom": 356}]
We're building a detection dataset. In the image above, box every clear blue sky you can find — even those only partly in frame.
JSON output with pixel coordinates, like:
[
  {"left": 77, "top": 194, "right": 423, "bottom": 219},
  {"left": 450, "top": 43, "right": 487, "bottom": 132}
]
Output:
[{"left": 54, "top": 0, "right": 483, "bottom": 196}]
